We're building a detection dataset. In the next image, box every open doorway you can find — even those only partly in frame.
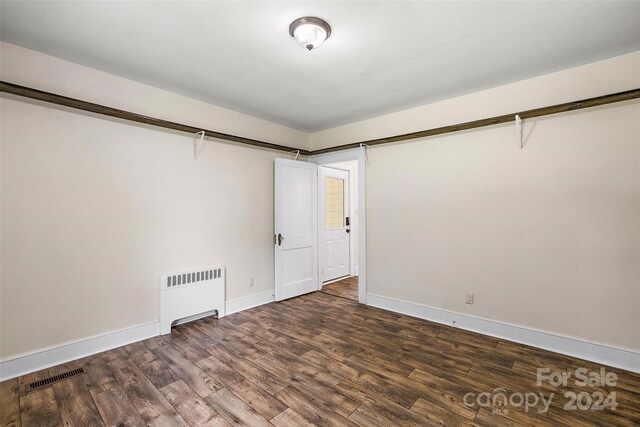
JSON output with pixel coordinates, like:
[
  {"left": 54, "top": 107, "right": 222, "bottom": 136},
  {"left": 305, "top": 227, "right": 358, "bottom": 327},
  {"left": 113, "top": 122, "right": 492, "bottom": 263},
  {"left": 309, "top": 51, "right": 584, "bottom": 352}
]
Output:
[
  {"left": 273, "top": 150, "right": 366, "bottom": 304},
  {"left": 318, "top": 160, "right": 359, "bottom": 302},
  {"left": 311, "top": 149, "right": 367, "bottom": 303}
]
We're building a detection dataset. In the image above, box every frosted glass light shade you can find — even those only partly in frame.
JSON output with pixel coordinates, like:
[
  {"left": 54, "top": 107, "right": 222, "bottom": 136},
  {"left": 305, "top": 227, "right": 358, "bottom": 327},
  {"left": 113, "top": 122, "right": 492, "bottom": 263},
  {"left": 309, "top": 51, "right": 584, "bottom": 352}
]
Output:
[{"left": 289, "top": 17, "right": 331, "bottom": 51}]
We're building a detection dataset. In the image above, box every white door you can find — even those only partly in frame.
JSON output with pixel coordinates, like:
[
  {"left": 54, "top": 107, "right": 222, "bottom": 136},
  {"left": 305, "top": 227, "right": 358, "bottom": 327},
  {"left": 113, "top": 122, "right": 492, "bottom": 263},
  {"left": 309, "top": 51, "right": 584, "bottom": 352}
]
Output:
[
  {"left": 274, "top": 158, "right": 318, "bottom": 301},
  {"left": 320, "top": 167, "right": 350, "bottom": 282}
]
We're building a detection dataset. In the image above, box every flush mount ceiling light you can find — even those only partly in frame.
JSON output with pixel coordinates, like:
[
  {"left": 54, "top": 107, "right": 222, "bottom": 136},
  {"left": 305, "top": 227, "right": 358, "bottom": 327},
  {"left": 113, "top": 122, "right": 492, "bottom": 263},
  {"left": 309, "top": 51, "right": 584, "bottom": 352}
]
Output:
[{"left": 289, "top": 17, "right": 331, "bottom": 51}]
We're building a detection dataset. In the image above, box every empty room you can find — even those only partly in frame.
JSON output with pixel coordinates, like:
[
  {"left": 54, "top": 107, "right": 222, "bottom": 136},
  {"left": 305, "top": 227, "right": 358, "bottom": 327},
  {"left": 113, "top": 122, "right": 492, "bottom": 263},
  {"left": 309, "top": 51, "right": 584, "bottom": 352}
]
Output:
[{"left": 1, "top": 1, "right": 639, "bottom": 426}]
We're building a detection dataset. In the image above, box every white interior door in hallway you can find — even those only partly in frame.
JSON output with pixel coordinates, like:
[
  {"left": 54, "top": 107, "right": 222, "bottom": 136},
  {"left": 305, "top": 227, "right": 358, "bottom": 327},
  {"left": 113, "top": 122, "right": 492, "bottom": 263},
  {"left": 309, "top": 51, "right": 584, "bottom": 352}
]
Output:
[{"left": 320, "top": 166, "right": 350, "bottom": 283}]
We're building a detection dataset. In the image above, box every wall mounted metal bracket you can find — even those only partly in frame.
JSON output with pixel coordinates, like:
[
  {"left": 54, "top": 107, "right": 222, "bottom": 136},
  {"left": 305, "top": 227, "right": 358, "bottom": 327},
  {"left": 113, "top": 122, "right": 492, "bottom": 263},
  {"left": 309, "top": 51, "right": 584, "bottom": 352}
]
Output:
[{"left": 193, "top": 131, "right": 205, "bottom": 159}]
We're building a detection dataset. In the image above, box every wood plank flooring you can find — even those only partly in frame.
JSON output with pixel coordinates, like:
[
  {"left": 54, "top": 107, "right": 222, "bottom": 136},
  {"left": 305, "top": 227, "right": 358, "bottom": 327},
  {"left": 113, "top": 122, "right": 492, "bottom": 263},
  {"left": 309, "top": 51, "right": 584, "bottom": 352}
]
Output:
[
  {"left": 320, "top": 277, "right": 358, "bottom": 301},
  {"left": 2, "top": 291, "right": 639, "bottom": 426}
]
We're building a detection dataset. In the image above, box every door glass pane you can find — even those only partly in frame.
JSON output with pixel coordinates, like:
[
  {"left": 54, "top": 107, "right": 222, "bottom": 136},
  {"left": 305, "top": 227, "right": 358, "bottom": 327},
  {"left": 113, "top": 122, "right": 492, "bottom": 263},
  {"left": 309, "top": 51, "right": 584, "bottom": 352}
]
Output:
[{"left": 325, "top": 177, "right": 344, "bottom": 229}]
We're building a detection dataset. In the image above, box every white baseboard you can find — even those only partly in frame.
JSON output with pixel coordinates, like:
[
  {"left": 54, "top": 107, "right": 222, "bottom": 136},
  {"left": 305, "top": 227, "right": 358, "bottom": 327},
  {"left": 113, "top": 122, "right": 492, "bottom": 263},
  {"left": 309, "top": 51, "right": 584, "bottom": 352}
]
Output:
[
  {"left": 0, "top": 321, "right": 160, "bottom": 381},
  {"left": 0, "top": 291, "right": 277, "bottom": 382},
  {"left": 225, "top": 290, "right": 274, "bottom": 315},
  {"left": 367, "top": 293, "right": 640, "bottom": 373}
]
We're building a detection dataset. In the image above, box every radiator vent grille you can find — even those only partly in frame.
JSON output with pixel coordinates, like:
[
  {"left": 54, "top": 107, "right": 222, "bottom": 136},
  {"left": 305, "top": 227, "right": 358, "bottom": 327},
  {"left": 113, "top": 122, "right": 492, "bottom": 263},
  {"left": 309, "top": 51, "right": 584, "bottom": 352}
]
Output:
[
  {"left": 166, "top": 268, "right": 221, "bottom": 288},
  {"left": 160, "top": 266, "right": 225, "bottom": 334},
  {"left": 27, "top": 368, "right": 85, "bottom": 391}
]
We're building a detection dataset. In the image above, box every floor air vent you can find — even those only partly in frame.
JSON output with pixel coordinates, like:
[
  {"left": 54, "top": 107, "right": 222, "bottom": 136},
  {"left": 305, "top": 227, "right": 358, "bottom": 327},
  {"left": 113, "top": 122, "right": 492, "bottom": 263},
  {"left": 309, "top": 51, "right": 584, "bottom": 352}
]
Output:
[{"left": 27, "top": 367, "right": 85, "bottom": 391}]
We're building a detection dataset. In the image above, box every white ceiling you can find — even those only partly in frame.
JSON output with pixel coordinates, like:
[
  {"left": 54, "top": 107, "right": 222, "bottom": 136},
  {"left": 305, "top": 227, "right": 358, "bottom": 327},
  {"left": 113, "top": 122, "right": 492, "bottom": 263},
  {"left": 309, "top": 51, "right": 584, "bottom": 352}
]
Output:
[{"left": 2, "top": 1, "right": 639, "bottom": 132}]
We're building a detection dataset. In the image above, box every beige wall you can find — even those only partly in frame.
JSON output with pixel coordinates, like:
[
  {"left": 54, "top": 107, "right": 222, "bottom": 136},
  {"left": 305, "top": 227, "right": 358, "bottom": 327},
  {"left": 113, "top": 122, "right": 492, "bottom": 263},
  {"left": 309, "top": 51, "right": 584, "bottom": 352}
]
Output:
[
  {"left": 312, "top": 52, "right": 640, "bottom": 352},
  {"left": 366, "top": 103, "right": 639, "bottom": 351},
  {"left": 0, "top": 43, "right": 304, "bottom": 359},
  {"left": 1, "top": 41, "right": 638, "bottom": 361}
]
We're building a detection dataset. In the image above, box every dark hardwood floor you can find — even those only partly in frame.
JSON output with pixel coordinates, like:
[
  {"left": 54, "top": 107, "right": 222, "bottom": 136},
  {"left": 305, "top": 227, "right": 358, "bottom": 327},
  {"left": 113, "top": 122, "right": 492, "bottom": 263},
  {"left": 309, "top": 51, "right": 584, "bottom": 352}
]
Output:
[
  {"left": 1, "top": 291, "right": 639, "bottom": 426},
  {"left": 321, "top": 276, "right": 358, "bottom": 302}
]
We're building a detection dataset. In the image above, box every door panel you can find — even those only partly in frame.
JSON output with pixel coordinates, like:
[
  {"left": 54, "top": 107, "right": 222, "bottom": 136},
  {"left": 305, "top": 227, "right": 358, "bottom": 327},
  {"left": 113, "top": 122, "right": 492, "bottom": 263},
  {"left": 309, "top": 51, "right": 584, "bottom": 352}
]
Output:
[
  {"left": 320, "top": 167, "right": 350, "bottom": 282},
  {"left": 275, "top": 159, "right": 318, "bottom": 301},
  {"left": 336, "top": 236, "right": 348, "bottom": 270},
  {"left": 325, "top": 240, "right": 335, "bottom": 270},
  {"left": 282, "top": 246, "right": 314, "bottom": 285}
]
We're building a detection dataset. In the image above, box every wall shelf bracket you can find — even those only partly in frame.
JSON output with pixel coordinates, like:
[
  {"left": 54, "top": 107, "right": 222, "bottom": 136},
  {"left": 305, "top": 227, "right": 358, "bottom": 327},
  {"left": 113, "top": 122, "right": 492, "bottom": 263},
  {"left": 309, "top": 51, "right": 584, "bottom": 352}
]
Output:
[
  {"left": 515, "top": 114, "right": 523, "bottom": 149},
  {"left": 360, "top": 143, "right": 370, "bottom": 166},
  {"left": 193, "top": 131, "right": 205, "bottom": 159}
]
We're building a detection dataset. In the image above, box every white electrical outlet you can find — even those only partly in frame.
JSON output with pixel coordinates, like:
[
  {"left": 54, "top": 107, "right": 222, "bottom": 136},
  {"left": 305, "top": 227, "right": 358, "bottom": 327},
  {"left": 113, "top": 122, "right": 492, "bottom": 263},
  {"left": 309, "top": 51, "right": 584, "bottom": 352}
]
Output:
[
  {"left": 249, "top": 277, "right": 254, "bottom": 287},
  {"left": 465, "top": 293, "right": 474, "bottom": 304}
]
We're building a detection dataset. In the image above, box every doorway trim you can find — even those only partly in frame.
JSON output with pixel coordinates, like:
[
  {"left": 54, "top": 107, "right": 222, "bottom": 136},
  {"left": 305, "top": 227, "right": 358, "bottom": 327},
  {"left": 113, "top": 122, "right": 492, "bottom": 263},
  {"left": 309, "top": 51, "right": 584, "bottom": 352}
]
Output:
[{"left": 311, "top": 149, "right": 367, "bottom": 304}]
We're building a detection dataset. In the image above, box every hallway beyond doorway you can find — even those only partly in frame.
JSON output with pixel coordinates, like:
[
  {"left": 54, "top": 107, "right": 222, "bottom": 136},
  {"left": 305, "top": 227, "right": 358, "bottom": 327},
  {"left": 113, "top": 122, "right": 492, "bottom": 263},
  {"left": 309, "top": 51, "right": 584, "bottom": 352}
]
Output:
[{"left": 320, "top": 276, "right": 358, "bottom": 302}]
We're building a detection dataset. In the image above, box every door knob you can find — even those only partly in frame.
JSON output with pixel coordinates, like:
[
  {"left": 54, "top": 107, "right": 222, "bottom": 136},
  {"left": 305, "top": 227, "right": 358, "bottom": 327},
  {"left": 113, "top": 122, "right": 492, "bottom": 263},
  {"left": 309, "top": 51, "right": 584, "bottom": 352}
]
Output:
[{"left": 277, "top": 233, "right": 284, "bottom": 246}]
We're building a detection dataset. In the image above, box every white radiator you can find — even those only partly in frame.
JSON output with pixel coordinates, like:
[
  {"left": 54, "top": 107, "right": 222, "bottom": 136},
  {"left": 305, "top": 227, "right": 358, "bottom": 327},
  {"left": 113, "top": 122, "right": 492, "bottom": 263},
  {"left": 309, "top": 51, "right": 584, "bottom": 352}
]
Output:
[{"left": 159, "top": 267, "right": 226, "bottom": 334}]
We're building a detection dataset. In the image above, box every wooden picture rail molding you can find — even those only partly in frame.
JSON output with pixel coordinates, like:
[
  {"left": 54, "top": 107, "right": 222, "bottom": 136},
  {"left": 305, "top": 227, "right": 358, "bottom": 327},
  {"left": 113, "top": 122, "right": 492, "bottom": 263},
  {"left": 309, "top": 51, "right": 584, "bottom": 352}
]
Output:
[
  {"left": 2, "top": 81, "right": 639, "bottom": 156},
  {"left": 0, "top": 81, "right": 310, "bottom": 155},
  {"left": 311, "top": 87, "right": 640, "bottom": 155}
]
